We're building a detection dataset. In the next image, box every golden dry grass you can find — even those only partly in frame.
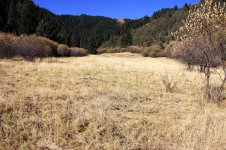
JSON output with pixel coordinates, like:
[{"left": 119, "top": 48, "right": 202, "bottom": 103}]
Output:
[{"left": 0, "top": 54, "right": 226, "bottom": 150}]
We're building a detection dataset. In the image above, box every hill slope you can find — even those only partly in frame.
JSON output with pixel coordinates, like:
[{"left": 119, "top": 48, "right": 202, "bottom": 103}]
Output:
[
  {"left": 0, "top": 0, "right": 150, "bottom": 53},
  {"left": 3, "top": 0, "right": 222, "bottom": 52}
]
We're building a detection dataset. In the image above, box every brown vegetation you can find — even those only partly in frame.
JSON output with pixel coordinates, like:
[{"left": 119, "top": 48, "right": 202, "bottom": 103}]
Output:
[
  {"left": 0, "top": 32, "right": 18, "bottom": 58},
  {"left": 141, "top": 45, "right": 166, "bottom": 57},
  {"left": 0, "top": 32, "right": 88, "bottom": 60},
  {"left": 57, "top": 44, "right": 70, "bottom": 57},
  {"left": 97, "top": 44, "right": 175, "bottom": 58},
  {"left": 172, "top": 0, "right": 226, "bottom": 101},
  {"left": 164, "top": 41, "right": 176, "bottom": 57},
  {"left": 17, "top": 35, "right": 58, "bottom": 59},
  {"left": 97, "top": 46, "right": 142, "bottom": 54},
  {"left": 70, "top": 47, "right": 88, "bottom": 57},
  {"left": 0, "top": 55, "right": 226, "bottom": 149}
]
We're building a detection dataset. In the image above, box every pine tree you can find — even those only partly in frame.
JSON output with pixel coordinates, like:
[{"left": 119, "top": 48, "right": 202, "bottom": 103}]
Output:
[
  {"left": 71, "top": 31, "right": 80, "bottom": 47},
  {"left": 0, "top": 0, "right": 10, "bottom": 30},
  {"left": 5, "top": 0, "right": 17, "bottom": 32},
  {"left": 121, "top": 31, "right": 133, "bottom": 47},
  {"left": 183, "top": 3, "right": 190, "bottom": 11},
  {"left": 19, "top": 0, "right": 38, "bottom": 34}
]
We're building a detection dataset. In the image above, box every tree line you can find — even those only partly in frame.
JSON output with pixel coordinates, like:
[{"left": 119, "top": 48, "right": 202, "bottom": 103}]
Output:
[
  {"left": 0, "top": 0, "right": 224, "bottom": 53},
  {"left": 0, "top": 0, "right": 151, "bottom": 53}
]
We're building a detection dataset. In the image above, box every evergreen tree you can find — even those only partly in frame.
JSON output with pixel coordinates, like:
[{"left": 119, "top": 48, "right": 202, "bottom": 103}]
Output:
[
  {"left": 0, "top": 0, "right": 9, "bottom": 30},
  {"left": 121, "top": 31, "right": 133, "bottom": 47},
  {"left": 183, "top": 3, "right": 190, "bottom": 11},
  {"left": 5, "top": 0, "right": 17, "bottom": 32},
  {"left": 19, "top": 0, "right": 38, "bottom": 34},
  {"left": 0, "top": 0, "right": 205, "bottom": 53},
  {"left": 71, "top": 31, "right": 80, "bottom": 47}
]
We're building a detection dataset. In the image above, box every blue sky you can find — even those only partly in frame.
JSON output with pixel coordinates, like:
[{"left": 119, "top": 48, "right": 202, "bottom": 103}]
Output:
[{"left": 32, "top": 0, "right": 199, "bottom": 19}]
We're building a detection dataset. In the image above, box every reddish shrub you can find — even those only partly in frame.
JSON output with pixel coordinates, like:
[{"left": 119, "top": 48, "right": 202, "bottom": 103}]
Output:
[
  {"left": 17, "top": 35, "right": 58, "bottom": 58},
  {"left": 57, "top": 44, "right": 70, "bottom": 57},
  {"left": 69, "top": 47, "right": 88, "bottom": 57},
  {"left": 0, "top": 32, "right": 17, "bottom": 58}
]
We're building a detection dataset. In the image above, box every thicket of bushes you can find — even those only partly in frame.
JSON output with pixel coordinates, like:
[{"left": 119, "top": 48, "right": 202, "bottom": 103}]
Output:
[
  {"left": 141, "top": 42, "right": 176, "bottom": 57},
  {"left": 70, "top": 47, "right": 88, "bottom": 57},
  {"left": 97, "top": 44, "right": 176, "bottom": 58},
  {"left": 0, "top": 32, "right": 88, "bottom": 60},
  {"left": 141, "top": 45, "right": 166, "bottom": 57},
  {"left": 0, "top": 33, "right": 16, "bottom": 58},
  {"left": 97, "top": 46, "right": 142, "bottom": 54},
  {"left": 57, "top": 44, "right": 70, "bottom": 57}
]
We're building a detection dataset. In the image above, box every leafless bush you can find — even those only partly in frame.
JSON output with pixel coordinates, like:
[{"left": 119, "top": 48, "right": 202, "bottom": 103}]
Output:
[
  {"left": 126, "top": 46, "right": 142, "bottom": 53},
  {"left": 0, "top": 33, "right": 60, "bottom": 60},
  {"left": 97, "top": 46, "right": 142, "bottom": 54},
  {"left": 162, "top": 74, "right": 177, "bottom": 93},
  {"left": 207, "top": 85, "right": 225, "bottom": 103},
  {"left": 18, "top": 35, "right": 59, "bottom": 58},
  {"left": 0, "top": 33, "right": 89, "bottom": 60},
  {"left": 70, "top": 47, "right": 88, "bottom": 57},
  {"left": 0, "top": 32, "right": 18, "bottom": 58},
  {"left": 172, "top": 0, "right": 226, "bottom": 100},
  {"left": 16, "top": 36, "right": 52, "bottom": 60},
  {"left": 141, "top": 45, "right": 166, "bottom": 57},
  {"left": 164, "top": 41, "right": 176, "bottom": 57},
  {"left": 57, "top": 44, "right": 70, "bottom": 57},
  {"left": 97, "top": 47, "right": 108, "bottom": 54}
]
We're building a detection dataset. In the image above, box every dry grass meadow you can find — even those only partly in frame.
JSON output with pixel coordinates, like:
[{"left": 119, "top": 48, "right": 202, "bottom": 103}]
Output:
[{"left": 1, "top": 53, "right": 226, "bottom": 150}]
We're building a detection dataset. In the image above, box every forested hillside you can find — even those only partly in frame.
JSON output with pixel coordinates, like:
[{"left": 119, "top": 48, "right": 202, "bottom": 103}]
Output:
[
  {"left": 0, "top": 0, "right": 151, "bottom": 53},
  {"left": 0, "top": 0, "right": 224, "bottom": 53}
]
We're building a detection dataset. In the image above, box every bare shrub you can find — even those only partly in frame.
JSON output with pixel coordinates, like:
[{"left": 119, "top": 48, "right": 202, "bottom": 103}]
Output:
[
  {"left": 125, "top": 46, "right": 142, "bottom": 53},
  {"left": 20, "top": 35, "right": 59, "bottom": 57},
  {"left": 162, "top": 74, "right": 177, "bottom": 93},
  {"left": 165, "top": 41, "right": 176, "bottom": 57},
  {"left": 208, "top": 85, "right": 225, "bottom": 103},
  {"left": 0, "top": 32, "right": 17, "bottom": 58},
  {"left": 57, "top": 44, "right": 70, "bottom": 57},
  {"left": 0, "top": 33, "right": 60, "bottom": 60},
  {"left": 141, "top": 45, "right": 166, "bottom": 57},
  {"left": 0, "top": 33, "right": 89, "bottom": 60},
  {"left": 110, "top": 47, "right": 126, "bottom": 53},
  {"left": 97, "top": 46, "right": 142, "bottom": 54},
  {"left": 69, "top": 47, "right": 88, "bottom": 57},
  {"left": 172, "top": 0, "right": 226, "bottom": 100},
  {"left": 97, "top": 47, "right": 108, "bottom": 54}
]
